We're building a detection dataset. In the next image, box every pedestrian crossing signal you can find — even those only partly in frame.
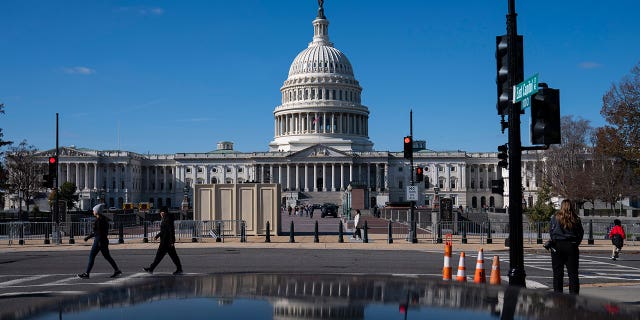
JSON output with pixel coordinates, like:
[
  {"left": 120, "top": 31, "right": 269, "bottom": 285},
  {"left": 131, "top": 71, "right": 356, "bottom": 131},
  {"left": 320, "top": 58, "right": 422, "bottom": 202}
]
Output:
[{"left": 416, "top": 167, "right": 424, "bottom": 182}]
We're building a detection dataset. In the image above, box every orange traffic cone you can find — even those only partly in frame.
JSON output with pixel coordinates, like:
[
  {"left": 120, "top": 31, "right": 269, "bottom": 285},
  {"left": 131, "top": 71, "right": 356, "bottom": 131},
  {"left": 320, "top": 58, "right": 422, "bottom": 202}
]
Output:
[
  {"left": 474, "top": 248, "right": 486, "bottom": 283},
  {"left": 489, "top": 255, "right": 501, "bottom": 285},
  {"left": 442, "top": 242, "right": 453, "bottom": 281},
  {"left": 456, "top": 252, "right": 466, "bottom": 282}
]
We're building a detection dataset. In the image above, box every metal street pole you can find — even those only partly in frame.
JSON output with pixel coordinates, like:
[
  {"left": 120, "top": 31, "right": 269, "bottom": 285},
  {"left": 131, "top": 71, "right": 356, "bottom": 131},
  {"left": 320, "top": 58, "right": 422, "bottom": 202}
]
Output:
[
  {"left": 506, "top": 0, "right": 526, "bottom": 286},
  {"left": 55, "top": 113, "right": 60, "bottom": 245},
  {"left": 409, "top": 110, "right": 417, "bottom": 243}
]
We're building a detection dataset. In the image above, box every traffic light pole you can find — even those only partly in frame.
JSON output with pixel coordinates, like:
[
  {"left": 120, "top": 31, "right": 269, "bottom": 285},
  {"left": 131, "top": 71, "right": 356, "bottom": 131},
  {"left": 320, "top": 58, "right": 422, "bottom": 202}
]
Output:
[
  {"left": 506, "top": 0, "right": 526, "bottom": 286},
  {"left": 54, "top": 113, "right": 60, "bottom": 245},
  {"left": 409, "top": 110, "right": 417, "bottom": 243}
]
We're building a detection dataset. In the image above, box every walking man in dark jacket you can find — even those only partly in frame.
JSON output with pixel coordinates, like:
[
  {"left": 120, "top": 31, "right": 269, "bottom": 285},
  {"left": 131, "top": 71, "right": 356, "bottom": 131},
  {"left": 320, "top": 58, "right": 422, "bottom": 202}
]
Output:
[
  {"left": 144, "top": 207, "right": 183, "bottom": 275},
  {"left": 78, "top": 204, "right": 122, "bottom": 279}
]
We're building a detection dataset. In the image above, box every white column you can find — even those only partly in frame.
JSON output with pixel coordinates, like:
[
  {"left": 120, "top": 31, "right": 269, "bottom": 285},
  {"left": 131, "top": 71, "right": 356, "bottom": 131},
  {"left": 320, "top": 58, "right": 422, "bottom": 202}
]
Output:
[
  {"left": 349, "top": 163, "right": 353, "bottom": 183},
  {"left": 93, "top": 163, "right": 98, "bottom": 189},
  {"left": 340, "top": 163, "right": 345, "bottom": 191},
  {"left": 384, "top": 164, "right": 389, "bottom": 190},
  {"left": 331, "top": 163, "right": 335, "bottom": 191},
  {"left": 313, "top": 163, "right": 318, "bottom": 191},
  {"left": 75, "top": 163, "right": 80, "bottom": 188},
  {"left": 295, "top": 164, "right": 299, "bottom": 190},
  {"left": 304, "top": 164, "right": 309, "bottom": 192},
  {"left": 84, "top": 163, "right": 89, "bottom": 190},
  {"left": 322, "top": 163, "right": 327, "bottom": 191},
  {"left": 286, "top": 164, "right": 291, "bottom": 190}
]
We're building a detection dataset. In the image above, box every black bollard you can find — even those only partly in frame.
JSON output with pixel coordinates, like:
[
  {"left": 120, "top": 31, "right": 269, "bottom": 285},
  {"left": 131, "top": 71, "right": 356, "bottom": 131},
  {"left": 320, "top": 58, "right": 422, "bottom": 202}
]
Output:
[
  {"left": 118, "top": 222, "right": 124, "bottom": 244},
  {"left": 436, "top": 222, "right": 443, "bottom": 244},
  {"left": 338, "top": 220, "right": 344, "bottom": 243},
  {"left": 143, "top": 221, "right": 149, "bottom": 243},
  {"left": 289, "top": 221, "right": 295, "bottom": 243},
  {"left": 216, "top": 222, "right": 222, "bottom": 243},
  {"left": 461, "top": 222, "right": 467, "bottom": 244},
  {"left": 387, "top": 221, "right": 393, "bottom": 244},
  {"left": 44, "top": 223, "right": 50, "bottom": 245},
  {"left": 265, "top": 221, "right": 271, "bottom": 243},
  {"left": 69, "top": 223, "right": 75, "bottom": 244},
  {"left": 536, "top": 222, "right": 543, "bottom": 244},
  {"left": 240, "top": 221, "right": 246, "bottom": 243},
  {"left": 363, "top": 220, "right": 369, "bottom": 243},
  {"left": 314, "top": 220, "right": 319, "bottom": 243},
  {"left": 588, "top": 219, "right": 594, "bottom": 245},
  {"left": 18, "top": 223, "right": 25, "bottom": 245},
  {"left": 486, "top": 220, "right": 493, "bottom": 244},
  {"left": 192, "top": 221, "right": 198, "bottom": 243}
]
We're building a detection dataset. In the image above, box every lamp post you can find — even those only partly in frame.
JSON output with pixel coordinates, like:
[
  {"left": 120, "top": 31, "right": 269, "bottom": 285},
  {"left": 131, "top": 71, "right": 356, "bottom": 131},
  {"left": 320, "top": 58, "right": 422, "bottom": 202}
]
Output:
[
  {"left": 181, "top": 185, "right": 190, "bottom": 219},
  {"left": 346, "top": 184, "right": 352, "bottom": 220}
]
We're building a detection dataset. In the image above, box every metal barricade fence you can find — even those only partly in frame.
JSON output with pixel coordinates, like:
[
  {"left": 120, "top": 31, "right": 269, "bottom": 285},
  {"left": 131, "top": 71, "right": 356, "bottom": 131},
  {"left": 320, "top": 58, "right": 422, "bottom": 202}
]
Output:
[{"left": 0, "top": 219, "right": 637, "bottom": 245}]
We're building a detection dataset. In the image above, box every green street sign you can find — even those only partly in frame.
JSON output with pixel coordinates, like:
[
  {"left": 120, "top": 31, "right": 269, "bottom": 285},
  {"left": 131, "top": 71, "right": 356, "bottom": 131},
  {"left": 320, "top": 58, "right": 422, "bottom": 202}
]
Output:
[{"left": 513, "top": 73, "right": 539, "bottom": 103}]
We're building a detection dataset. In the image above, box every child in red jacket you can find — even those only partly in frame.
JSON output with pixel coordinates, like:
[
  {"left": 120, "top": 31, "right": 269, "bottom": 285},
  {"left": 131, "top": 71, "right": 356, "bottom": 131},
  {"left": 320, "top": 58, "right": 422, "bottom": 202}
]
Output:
[{"left": 608, "top": 219, "right": 625, "bottom": 261}]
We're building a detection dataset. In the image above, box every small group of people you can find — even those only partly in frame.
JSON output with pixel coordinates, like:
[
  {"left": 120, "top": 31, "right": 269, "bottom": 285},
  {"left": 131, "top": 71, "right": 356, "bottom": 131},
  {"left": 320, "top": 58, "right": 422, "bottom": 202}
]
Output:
[
  {"left": 285, "top": 204, "right": 315, "bottom": 218},
  {"left": 77, "top": 204, "right": 182, "bottom": 279},
  {"left": 548, "top": 199, "right": 626, "bottom": 295}
]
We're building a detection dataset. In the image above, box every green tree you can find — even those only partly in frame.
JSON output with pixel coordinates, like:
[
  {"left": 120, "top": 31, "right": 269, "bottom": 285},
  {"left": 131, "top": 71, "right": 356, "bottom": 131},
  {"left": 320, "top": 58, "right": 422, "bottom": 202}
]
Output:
[
  {"left": 526, "top": 181, "right": 556, "bottom": 223},
  {"left": 48, "top": 182, "right": 79, "bottom": 210}
]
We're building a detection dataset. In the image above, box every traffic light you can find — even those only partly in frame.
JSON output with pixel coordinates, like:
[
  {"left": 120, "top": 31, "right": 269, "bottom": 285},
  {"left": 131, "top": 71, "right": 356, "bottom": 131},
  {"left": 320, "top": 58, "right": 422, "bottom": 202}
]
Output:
[
  {"left": 531, "top": 85, "right": 561, "bottom": 145},
  {"left": 48, "top": 156, "right": 57, "bottom": 186},
  {"left": 495, "top": 35, "right": 523, "bottom": 115},
  {"left": 416, "top": 167, "right": 424, "bottom": 182},
  {"left": 497, "top": 144, "right": 508, "bottom": 168},
  {"left": 403, "top": 136, "right": 413, "bottom": 160},
  {"left": 491, "top": 179, "right": 505, "bottom": 194}
]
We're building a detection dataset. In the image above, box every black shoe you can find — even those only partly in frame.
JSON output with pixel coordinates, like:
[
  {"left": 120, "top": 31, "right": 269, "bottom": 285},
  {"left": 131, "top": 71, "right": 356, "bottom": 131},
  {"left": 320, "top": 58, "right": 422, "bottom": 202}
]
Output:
[
  {"left": 110, "top": 270, "right": 122, "bottom": 278},
  {"left": 77, "top": 273, "right": 90, "bottom": 279},
  {"left": 143, "top": 267, "right": 153, "bottom": 274},
  {"left": 172, "top": 270, "right": 183, "bottom": 276}
]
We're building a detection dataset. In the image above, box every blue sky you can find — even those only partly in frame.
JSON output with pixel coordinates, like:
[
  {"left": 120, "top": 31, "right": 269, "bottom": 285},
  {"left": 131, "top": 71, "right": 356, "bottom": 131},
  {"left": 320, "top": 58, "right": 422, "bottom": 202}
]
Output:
[{"left": 2, "top": 0, "right": 639, "bottom": 154}]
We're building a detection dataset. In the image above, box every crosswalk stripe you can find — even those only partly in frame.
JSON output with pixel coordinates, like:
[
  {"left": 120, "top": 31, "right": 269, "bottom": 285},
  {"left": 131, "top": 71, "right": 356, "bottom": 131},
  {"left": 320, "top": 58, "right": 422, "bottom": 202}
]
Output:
[{"left": 0, "top": 275, "right": 48, "bottom": 287}]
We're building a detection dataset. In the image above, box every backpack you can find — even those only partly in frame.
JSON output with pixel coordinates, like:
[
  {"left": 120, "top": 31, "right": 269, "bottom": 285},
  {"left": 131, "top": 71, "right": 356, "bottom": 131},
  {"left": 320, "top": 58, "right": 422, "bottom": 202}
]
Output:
[{"left": 611, "top": 234, "right": 624, "bottom": 249}]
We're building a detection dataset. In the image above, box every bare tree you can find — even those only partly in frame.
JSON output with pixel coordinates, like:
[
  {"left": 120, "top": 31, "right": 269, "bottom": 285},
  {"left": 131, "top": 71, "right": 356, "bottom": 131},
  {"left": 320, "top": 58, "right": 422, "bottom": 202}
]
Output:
[
  {"left": 0, "top": 103, "right": 13, "bottom": 208},
  {"left": 5, "top": 141, "right": 42, "bottom": 219},
  {"left": 542, "top": 116, "right": 595, "bottom": 208},
  {"left": 596, "top": 62, "right": 640, "bottom": 177}
]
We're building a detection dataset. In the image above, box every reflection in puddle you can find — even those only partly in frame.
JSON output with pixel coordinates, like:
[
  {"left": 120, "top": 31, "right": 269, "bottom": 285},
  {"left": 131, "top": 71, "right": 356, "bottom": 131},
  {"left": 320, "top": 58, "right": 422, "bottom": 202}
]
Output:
[{"left": 10, "top": 274, "right": 640, "bottom": 320}]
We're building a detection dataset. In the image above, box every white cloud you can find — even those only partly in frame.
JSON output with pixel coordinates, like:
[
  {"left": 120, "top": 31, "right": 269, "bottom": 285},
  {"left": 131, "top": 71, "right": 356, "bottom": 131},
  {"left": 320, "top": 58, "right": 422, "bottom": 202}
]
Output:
[
  {"left": 62, "top": 66, "right": 96, "bottom": 75},
  {"left": 578, "top": 61, "right": 602, "bottom": 69},
  {"left": 117, "top": 6, "right": 164, "bottom": 16}
]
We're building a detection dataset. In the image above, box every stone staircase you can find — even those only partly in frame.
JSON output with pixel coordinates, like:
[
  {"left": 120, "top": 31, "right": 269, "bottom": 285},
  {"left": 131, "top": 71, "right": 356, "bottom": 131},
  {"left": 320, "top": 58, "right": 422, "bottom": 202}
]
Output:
[{"left": 299, "top": 192, "right": 343, "bottom": 205}]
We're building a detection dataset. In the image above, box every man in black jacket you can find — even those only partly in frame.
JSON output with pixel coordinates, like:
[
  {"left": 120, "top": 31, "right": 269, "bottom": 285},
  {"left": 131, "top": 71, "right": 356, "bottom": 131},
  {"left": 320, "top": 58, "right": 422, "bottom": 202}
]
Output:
[
  {"left": 77, "top": 204, "right": 122, "bottom": 279},
  {"left": 143, "top": 207, "right": 183, "bottom": 275}
]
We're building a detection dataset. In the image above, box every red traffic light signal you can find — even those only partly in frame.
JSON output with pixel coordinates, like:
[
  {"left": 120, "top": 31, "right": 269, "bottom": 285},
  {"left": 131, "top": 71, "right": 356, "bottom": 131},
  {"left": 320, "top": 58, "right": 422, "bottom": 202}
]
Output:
[
  {"left": 416, "top": 167, "right": 424, "bottom": 182},
  {"left": 399, "top": 304, "right": 407, "bottom": 314},
  {"left": 403, "top": 136, "right": 413, "bottom": 159},
  {"left": 47, "top": 156, "right": 57, "bottom": 185}
]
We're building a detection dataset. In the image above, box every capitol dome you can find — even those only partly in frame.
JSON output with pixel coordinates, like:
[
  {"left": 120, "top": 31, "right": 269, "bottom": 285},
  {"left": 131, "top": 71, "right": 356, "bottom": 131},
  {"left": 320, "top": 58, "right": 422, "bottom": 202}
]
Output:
[{"left": 269, "top": 2, "right": 373, "bottom": 153}]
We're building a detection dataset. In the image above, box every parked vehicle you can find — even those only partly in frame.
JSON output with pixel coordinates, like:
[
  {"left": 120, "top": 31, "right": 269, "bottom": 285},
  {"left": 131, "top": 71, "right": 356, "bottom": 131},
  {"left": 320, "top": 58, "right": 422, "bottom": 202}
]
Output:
[{"left": 320, "top": 203, "right": 338, "bottom": 218}]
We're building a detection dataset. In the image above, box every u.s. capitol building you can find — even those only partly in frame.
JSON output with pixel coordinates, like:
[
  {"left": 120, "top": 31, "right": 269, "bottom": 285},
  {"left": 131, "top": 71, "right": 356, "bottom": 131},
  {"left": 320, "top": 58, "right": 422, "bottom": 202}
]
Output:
[{"left": 32, "top": 3, "right": 540, "bottom": 212}]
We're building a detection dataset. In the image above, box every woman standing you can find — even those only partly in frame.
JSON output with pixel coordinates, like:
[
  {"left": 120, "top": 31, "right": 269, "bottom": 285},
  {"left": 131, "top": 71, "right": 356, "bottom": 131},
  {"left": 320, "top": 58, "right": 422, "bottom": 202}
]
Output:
[
  {"left": 77, "top": 204, "right": 122, "bottom": 279},
  {"left": 143, "top": 207, "right": 183, "bottom": 275},
  {"left": 549, "top": 199, "right": 584, "bottom": 294}
]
